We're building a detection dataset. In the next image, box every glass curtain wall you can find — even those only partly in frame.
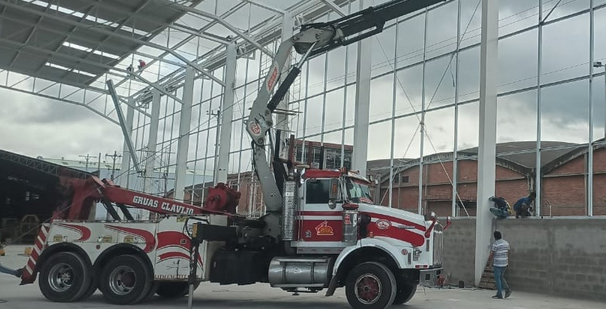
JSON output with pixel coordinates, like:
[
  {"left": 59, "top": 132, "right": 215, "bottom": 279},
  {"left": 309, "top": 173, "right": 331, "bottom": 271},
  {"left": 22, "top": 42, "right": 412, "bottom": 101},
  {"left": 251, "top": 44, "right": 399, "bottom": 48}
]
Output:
[{"left": 126, "top": 0, "right": 606, "bottom": 218}]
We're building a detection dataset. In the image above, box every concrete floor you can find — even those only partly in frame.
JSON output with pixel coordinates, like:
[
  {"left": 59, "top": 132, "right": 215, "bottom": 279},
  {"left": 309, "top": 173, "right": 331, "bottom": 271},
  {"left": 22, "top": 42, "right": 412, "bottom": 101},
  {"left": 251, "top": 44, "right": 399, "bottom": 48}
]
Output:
[{"left": 1, "top": 245, "right": 604, "bottom": 309}]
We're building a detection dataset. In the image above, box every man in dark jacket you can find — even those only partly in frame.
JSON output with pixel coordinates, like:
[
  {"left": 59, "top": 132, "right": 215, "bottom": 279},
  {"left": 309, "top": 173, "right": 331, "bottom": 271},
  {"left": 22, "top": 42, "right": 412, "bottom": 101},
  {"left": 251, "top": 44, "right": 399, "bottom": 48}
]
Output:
[{"left": 513, "top": 192, "right": 535, "bottom": 218}]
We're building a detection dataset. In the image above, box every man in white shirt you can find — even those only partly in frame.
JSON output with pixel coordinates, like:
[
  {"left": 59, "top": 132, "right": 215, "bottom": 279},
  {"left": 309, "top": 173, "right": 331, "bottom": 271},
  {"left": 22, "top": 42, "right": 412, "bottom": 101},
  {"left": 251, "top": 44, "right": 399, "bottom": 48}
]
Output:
[{"left": 488, "top": 230, "right": 511, "bottom": 299}]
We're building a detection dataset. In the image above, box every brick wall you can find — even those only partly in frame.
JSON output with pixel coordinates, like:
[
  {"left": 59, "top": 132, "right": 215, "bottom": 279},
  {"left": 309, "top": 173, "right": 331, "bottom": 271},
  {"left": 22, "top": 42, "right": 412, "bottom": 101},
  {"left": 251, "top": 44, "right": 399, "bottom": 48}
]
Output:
[
  {"left": 443, "top": 218, "right": 606, "bottom": 301},
  {"left": 380, "top": 161, "right": 529, "bottom": 216},
  {"left": 377, "top": 148, "right": 606, "bottom": 217}
]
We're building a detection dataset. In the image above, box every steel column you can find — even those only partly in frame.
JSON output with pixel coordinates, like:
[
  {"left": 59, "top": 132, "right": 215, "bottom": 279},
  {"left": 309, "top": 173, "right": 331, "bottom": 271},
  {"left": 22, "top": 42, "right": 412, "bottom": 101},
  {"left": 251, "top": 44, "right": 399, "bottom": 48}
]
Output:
[
  {"left": 174, "top": 66, "right": 195, "bottom": 201},
  {"left": 588, "top": 0, "right": 595, "bottom": 216},
  {"left": 419, "top": 9, "right": 428, "bottom": 215},
  {"left": 108, "top": 80, "right": 141, "bottom": 173},
  {"left": 117, "top": 98, "right": 135, "bottom": 188},
  {"left": 475, "top": 0, "right": 499, "bottom": 287},
  {"left": 352, "top": 0, "right": 372, "bottom": 178},
  {"left": 535, "top": 0, "right": 544, "bottom": 216},
  {"left": 389, "top": 19, "right": 399, "bottom": 208},
  {"left": 215, "top": 43, "right": 237, "bottom": 184},
  {"left": 144, "top": 89, "right": 161, "bottom": 194},
  {"left": 452, "top": 0, "right": 461, "bottom": 217}
]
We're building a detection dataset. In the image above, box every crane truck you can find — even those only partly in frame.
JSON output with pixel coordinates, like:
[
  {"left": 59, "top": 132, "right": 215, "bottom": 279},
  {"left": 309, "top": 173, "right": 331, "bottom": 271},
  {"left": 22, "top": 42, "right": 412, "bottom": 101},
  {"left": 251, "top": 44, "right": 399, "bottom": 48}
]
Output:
[{"left": 11, "top": 0, "right": 452, "bottom": 308}]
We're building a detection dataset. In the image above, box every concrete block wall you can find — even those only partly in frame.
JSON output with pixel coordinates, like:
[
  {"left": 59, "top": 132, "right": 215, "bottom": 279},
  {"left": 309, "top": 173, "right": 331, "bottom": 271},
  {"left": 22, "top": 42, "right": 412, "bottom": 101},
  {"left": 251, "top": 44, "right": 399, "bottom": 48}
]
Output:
[{"left": 442, "top": 218, "right": 606, "bottom": 301}]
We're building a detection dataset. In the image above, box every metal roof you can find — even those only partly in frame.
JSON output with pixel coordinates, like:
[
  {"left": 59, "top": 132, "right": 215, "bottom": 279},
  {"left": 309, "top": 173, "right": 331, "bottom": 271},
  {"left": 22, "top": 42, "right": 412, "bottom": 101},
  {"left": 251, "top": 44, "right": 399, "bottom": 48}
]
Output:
[{"left": 0, "top": 0, "right": 201, "bottom": 88}]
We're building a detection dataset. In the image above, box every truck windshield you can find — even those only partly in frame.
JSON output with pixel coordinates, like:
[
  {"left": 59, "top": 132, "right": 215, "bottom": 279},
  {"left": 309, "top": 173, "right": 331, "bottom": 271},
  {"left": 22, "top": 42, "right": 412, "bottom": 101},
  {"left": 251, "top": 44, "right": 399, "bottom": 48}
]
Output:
[{"left": 345, "top": 178, "right": 373, "bottom": 204}]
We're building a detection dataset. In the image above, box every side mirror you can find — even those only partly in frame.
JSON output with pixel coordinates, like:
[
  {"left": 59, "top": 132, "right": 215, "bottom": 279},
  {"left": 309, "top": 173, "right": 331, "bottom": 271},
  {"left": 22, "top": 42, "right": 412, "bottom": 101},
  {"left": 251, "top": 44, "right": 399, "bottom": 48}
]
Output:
[
  {"left": 329, "top": 178, "right": 339, "bottom": 200},
  {"left": 328, "top": 178, "right": 339, "bottom": 209}
]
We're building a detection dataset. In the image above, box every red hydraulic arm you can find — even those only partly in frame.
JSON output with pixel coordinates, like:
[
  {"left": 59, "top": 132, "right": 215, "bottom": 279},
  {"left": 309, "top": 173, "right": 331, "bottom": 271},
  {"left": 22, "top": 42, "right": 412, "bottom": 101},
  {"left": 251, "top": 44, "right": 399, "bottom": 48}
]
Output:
[{"left": 55, "top": 176, "right": 237, "bottom": 221}]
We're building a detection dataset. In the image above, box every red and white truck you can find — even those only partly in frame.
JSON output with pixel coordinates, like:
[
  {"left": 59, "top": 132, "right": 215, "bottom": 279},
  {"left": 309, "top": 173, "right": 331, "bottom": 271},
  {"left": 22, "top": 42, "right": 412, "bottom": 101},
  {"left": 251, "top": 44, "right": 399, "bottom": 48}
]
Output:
[{"left": 13, "top": 1, "right": 451, "bottom": 308}]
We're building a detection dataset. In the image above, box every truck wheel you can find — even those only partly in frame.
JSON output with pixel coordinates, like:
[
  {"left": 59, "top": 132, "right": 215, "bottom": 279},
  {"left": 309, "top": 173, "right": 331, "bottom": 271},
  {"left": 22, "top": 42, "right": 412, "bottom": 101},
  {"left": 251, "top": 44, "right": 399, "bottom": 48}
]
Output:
[
  {"left": 76, "top": 279, "right": 98, "bottom": 301},
  {"left": 38, "top": 251, "right": 91, "bottom": 302},
  {"left": 392, "top": 280, "right": 417, "bottom": 305},
  {"left": 156, "top": 281, "right": 199, "bottom": 298},
  {"left": 345, "top": 262, "right": 397, "bottom": 309},
  {"left": 99, "top": 254, "right": 152, "bottom": 305}
]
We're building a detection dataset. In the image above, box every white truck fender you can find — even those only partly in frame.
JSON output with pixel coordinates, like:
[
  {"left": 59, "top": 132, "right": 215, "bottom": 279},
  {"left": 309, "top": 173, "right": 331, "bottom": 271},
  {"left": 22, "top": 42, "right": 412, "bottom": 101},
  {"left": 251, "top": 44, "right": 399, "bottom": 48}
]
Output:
[{"left": 332, "top": 237, "right": 411, "bottom": 276}]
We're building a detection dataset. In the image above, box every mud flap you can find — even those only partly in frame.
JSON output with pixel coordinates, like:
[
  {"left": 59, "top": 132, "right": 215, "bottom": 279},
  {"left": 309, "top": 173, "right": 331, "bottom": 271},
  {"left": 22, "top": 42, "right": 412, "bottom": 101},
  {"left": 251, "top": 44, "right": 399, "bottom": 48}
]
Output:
[{"left": 324, "top": 275, "right": 339, "bottom": 297}]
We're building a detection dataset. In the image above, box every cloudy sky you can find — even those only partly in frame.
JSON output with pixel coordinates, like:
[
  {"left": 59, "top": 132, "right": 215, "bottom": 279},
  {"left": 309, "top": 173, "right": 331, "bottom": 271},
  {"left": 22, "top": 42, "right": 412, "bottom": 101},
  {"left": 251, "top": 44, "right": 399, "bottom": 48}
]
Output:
[{"left": 1, "top": 0, "right": 606, "bottom": 173}]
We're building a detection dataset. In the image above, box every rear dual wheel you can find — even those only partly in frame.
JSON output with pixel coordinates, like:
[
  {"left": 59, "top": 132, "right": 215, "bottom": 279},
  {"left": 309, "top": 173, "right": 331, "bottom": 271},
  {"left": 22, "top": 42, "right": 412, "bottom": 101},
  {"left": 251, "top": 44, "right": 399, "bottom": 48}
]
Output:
[
  {"left": 99, "top": 254, "right": 153, "bottom": 305},
  {"left": 38, "top": 251, "right": 93, "bottom": 302}
]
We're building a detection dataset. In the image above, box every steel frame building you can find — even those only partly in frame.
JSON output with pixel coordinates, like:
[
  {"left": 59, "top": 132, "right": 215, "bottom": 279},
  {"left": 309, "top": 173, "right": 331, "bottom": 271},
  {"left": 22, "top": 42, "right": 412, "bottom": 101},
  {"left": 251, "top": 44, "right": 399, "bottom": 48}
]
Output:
[{"left": 1, "top": 0, "right": 606, "bottom": 286}]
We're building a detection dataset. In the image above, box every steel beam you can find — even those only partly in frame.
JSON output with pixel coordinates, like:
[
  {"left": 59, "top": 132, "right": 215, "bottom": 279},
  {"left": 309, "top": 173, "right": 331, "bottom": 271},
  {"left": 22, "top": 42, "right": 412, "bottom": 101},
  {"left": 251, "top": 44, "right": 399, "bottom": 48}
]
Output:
[
  {"left": 321, "top": 0, "right": 347, "bottom": 17},
  {"left": 117, "top": 98, "right": 136, "bottom": 188},
  {"left": 351, "top": 0, "right": 372, "bottom": 178},
  {"left": 0, "top": 36, "right": 175, "bottom": 113},
  {"left": 0, "top": 1, "right": 224, "bottom": 86},
  {"left": 215, "top": 43, "right": 237, "bottom": 184},
  {"left": 56, "top": 0, "right": 153, "bottom": 81},
  {"left": 168, "top": 3, "right": 273, "bottom": 57},
  {"left": 118, "top": 2, "right": 250, "bottom": 98},
  {"left": 144, "top": 89, "right": 161, "bottom": 194},
  {"left": 107, "top": 80, "right": 141, "bottom": 174},
  {"left": 475, "top": 0, "right": 499, "bottom": 287},
  {"left": 173, "top": 66, "right": 195, "bottom": 201},
  {"left": 171, "top": 23, "right": 230, "bottom": 45}
]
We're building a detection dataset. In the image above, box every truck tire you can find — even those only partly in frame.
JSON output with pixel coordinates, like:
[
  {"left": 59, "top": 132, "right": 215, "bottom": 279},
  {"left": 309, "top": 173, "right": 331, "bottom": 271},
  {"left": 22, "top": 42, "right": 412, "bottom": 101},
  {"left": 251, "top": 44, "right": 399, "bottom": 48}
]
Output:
[
  {"left": 38, "top": 251, "right": 91, "bottom": 302},
  {"left": 156, "top": 282, "right": 198, "bottom": 298},
  {"left": 99, "top": 254, "right": 153, "bottom": 305},
  {"left": 392, "top": 280, "right": 417, "bottom": 305},
  {"left": 345, "top": 262, "right": 397, "bottom": 309},
  {"left": 76, "top": 279, "right": 98, "bottom": 301}
]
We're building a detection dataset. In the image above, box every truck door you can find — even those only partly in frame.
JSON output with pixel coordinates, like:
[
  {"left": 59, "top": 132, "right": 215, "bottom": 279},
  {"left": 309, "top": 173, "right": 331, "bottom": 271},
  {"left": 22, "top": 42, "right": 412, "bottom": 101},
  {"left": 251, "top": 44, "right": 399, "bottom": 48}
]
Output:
[{"left": 297, "top": 178, "right": 343, "bottom": 242}]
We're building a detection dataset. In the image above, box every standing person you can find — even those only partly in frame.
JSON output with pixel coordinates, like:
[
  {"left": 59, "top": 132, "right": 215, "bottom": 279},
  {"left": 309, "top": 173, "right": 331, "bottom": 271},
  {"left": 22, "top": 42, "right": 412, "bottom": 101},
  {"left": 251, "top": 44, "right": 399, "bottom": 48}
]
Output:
[
  {"left": 489, "top": 196, "right": 511, "bottom": 219},
  {"left": 513, "top": 192, "right": 535, "bottom": 218},
  {"left": 489, "top": 231, "right": 511, "bottom": 299}
]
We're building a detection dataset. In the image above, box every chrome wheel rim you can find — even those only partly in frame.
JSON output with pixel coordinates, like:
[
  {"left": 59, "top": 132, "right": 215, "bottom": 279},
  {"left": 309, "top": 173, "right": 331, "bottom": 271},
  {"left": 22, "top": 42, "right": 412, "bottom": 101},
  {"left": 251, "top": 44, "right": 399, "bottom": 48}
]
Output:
[
  {"left": 48, "top": 263, "right": 74, "bottom": 292},
  {"left": 354, "top": 273, "right": 382, "bottom": 304},
  {"left": 108, "top": 266, "right": 137, "bottom": 296}
]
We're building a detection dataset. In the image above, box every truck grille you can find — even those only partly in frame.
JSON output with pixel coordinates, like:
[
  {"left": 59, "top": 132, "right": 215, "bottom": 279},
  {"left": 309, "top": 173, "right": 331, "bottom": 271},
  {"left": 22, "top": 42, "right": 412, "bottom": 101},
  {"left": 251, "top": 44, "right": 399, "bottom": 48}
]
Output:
[{"left": 432, "top": 225, "right": 444, "bottom": 266}]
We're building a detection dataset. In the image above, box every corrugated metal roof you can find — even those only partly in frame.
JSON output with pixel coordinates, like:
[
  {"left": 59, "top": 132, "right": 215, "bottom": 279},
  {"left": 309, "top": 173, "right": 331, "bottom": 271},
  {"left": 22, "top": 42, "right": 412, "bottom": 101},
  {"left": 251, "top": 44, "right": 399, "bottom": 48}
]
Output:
[{"left": 0, "top": 0, "right": 201, "bottom": 88}]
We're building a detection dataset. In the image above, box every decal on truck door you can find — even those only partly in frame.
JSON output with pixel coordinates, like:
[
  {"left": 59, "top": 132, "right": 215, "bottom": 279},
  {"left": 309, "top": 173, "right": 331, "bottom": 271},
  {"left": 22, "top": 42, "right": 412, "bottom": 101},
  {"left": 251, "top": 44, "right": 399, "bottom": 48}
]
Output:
[{"left": 315, "top": 221, "right": 334, "bottom": 236}]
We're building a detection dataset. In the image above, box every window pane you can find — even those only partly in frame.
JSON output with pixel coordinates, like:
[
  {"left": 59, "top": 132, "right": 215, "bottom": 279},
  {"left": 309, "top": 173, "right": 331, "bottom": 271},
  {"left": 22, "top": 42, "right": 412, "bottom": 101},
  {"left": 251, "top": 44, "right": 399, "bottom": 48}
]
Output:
[{"left": 306, "top": 179, "right": 330, "bottom": 204}]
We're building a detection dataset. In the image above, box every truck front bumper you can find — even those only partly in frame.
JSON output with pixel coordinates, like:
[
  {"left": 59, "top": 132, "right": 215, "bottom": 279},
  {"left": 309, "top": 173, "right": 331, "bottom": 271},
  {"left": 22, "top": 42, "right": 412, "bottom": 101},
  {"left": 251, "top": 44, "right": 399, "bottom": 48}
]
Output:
[{"left": 418, "top": 267, "right": 443, "bottom": 287}]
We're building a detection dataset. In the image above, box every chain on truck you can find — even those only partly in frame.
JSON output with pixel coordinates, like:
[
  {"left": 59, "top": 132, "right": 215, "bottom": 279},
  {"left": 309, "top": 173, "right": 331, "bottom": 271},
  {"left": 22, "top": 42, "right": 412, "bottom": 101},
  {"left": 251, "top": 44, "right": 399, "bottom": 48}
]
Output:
[{"left": 6, "top": 1, "right": 453, "bottom": 308}]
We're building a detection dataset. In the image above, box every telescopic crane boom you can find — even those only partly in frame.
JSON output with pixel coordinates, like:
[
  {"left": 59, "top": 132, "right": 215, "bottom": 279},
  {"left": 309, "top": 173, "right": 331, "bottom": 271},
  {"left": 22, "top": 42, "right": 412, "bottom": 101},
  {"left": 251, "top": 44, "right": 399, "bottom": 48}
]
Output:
[{"left": 244, "top": 0, "right": 446, "bottom": 214}]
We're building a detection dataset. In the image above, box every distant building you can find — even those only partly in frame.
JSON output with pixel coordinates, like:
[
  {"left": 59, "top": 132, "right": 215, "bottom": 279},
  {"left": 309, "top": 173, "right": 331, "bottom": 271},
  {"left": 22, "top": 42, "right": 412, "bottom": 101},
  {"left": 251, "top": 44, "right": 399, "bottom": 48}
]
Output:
[{"left": 367, "top": 141, "right": 606, "bottom": 217}]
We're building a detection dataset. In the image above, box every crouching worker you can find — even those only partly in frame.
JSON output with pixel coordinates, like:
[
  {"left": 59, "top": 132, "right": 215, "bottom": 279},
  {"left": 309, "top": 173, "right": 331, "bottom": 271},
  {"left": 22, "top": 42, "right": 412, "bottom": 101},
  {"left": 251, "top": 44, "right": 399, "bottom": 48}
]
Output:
[
  {"left": 513, "top": 192, "right": 535, "bottom": 218},
  {"left": 489, "top": 196, "right": 511, "bottom": 219}
]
